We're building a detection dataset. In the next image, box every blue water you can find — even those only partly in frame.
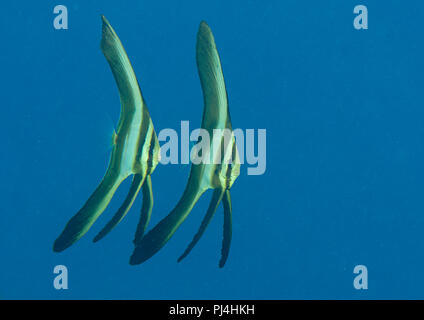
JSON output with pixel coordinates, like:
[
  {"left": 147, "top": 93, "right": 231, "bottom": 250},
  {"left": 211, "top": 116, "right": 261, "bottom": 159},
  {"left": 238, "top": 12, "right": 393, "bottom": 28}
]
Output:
[{"left": 1, "top": 0, "right": 424, "bottom": 299}]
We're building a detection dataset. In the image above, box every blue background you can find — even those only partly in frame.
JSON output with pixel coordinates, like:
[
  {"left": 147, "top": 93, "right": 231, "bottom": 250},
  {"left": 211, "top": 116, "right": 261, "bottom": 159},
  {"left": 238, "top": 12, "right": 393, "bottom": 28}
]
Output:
[{"left": 1, "top": 0, "right": 424, "bottom": 299}]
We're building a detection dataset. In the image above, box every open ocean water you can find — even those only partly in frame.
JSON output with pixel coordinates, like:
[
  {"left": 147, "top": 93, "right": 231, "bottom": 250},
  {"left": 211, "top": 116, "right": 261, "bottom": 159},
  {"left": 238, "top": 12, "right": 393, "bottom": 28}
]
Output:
[{"left": 1, "top": 0, "right": 424, "bottom": 299}]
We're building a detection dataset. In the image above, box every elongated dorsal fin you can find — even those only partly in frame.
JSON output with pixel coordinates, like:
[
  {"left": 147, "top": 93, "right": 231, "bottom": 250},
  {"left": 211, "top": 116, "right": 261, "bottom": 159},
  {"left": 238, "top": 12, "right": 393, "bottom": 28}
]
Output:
[
  {"left": 100, "top": 15, "right": 144, "bottom": 115},
  {"left": 197, "top": 21, "right": 230, "bottom": 133}
]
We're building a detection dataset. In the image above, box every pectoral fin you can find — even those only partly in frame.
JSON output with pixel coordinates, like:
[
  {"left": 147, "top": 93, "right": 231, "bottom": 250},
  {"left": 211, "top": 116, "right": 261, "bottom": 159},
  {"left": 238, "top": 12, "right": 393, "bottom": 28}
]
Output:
[
  {"left": 53, "top": 171, "right": 126, "bottom": 252},
  {"left": 219, "top": 189, "right": 232, "bottom": 268},
  {"left": 93, "top": 173, "right": 145, "bottom": 243},
  {"left": 177, "top": 188, "right": 224, "bottom": 263},
  {"left": 133, "top": 175, "right": 154, "bottom": 245}
]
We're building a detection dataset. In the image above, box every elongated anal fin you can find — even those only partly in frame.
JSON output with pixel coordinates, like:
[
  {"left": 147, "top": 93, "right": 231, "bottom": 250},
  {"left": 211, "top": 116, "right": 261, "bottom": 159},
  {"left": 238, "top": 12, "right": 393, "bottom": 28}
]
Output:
[
  {"left": 177, "top": 188, "right": 224, "bottom": 263},
  {"left": 133, "top": 175, "right": 154, "bottom": 245},
  {"left": 219, "top": 190, "right": 232, "bottom": 268},
  {"left": 53, "top": 172, "right": 125, "bottom": 252},
  {"left": 93, "top": 173, "right": 145, "bottom": 243},
  {"left": 129, "top": 182, "right": 206, "bottom": 265}
]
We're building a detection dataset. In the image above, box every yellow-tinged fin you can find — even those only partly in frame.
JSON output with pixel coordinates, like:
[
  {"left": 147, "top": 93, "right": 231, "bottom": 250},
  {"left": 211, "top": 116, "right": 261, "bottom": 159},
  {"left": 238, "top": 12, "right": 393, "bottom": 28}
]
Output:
[{"left": 110, "top": 130, "right": 118, "bottom": 147}]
